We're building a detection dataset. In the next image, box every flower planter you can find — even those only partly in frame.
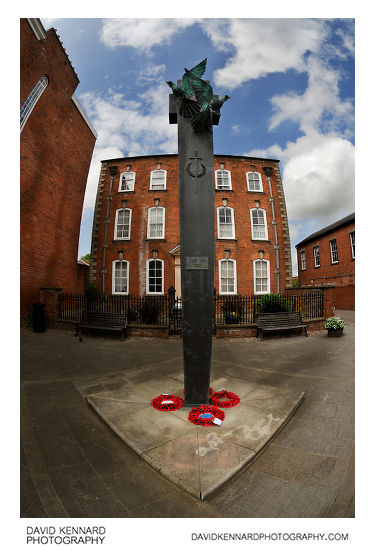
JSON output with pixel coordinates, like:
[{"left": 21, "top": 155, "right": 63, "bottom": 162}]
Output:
[
  {"left": 224, "top": 315, "right": 239, "bottom": 324},
  {"left": 327, "top": 327, "right": 343, "bottom": 337}
]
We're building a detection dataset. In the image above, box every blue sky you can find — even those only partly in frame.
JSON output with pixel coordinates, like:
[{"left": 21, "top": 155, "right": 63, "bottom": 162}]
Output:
[{"left": 41, "top": 17, "right": 355, "bottom": 275}]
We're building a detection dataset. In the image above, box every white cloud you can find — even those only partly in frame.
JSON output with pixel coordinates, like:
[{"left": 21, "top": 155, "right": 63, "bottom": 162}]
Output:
[
  {"left": 336, "top": 26, "right": 355, "bottom": 56},
  {"left": 79, "top": 84, "right": 177, "bottom": 211},
  {"left": 249, "top": 130, "right": 354, "bottom": 275},
  {"left": 100, "top": 18, "right": 197, "bottom": 52},
  {"left": 281, "top": 133, "right": 354, "bottom": 222},
  {"left": 136, "top": 64, "right": 166, "bottom": 86},
  {"left": 269, "top": 55, "right": 354, "bottom": 135},
  {"left": 204, "top": 19, "right": 327, "bottom": 89}
]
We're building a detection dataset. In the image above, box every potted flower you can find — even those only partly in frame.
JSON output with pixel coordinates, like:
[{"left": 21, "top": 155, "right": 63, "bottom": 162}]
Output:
[
  {"left": 225, "top": 311, "right": 239, "bottom": 324},
  {"left": 324, "top": 316, "right": 346, "bottom": 337}
]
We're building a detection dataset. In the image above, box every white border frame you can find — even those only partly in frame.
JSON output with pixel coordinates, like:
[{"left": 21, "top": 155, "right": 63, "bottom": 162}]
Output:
[
  {"left": 250, "top": 208, "right": 268, "bottom": 240},
  {"left": 313, "top": 245, "right": 320, "bottom": 268},
  {"left": 253, "top": 258, "right": 270, "bottom": 295},
  {"left": 149, "top": 169, "right": 167, "bottom": 190},
  {"left": 146, "top": 258, "right": 164, "bottom": 295},
  {"left": 114, "top": 208, "right": 132, "bottom": 240},
  {"left": 349, "top": 231, "right": 355, "bottom": 259},
  {"left": 330, "top": 239, "right": 339, "bottom": 264},
  {"left": 112, "top": 259, "right": 129, "bottom": 295},
  {"left": 118, "top": 171, "right": 136, "bottom": 192},
  {"left": 217, "top": 206, "right": 235, "bottom": 239},
  {"left": 246, "top": 171, "right": 263, "bottom": 192},
  {"left": 20, "top": 75, "right": 49, "bottom": 133},
  {"left": 147, "top": 206, "right": 165, "bottom": 239},
  {"left": 215, "top": 169, "right": 232, "bottom": 190},
  {"left": 218, "top": 258, "right": 237, "bottom": 295}
]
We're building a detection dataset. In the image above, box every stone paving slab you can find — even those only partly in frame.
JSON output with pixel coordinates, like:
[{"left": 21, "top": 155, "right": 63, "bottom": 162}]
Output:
[{"left": 86, "top": 373, "right": 304, "bottom": 500}]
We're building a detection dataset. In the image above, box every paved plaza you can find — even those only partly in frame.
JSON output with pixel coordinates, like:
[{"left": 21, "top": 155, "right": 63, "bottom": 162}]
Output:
[{"left": 20, "top": 311, "right": 354, "bottom": 518}]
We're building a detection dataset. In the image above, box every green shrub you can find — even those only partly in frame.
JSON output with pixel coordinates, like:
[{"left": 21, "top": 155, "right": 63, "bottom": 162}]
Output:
[
  {"left": 139, "top": 297, "right": 162, "bottom": 324},
  {"left": 254, "top": 293, "right": 290, "bottom": 314}
]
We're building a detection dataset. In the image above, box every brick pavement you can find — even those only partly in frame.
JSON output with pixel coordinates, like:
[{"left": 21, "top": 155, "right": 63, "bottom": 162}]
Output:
[{"left": 20, "top": 311, "right": 354, "bottom": 518}]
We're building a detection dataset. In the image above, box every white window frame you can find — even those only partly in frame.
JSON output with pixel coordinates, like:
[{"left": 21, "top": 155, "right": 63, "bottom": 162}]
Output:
[
  {"left": 313, "top": 246, "right": 320, "bottom": 268},
  {"left": 114, "top": 208, "right": 132, "bottom": 240},
  {"left": 217, "top": 206, "right": 235, "bottom": 239},
  {"left": 215, "top": 169, "right": 232, "bottom": 190},
  {"left": 246, "top": 171, "right": 263, "bottom": 192},
  {"left": 349, "top": 231, "right": 355, "bottom": 259},
  {"left": 330, "top": 239, "right": 338, "bottom": 264},
  {"left": 146, "top": 258, "right": 164, "bottom": 295},
  {"left": 112, "top": 259, "right": 129, "bottom": 294},
  {"left": 118, "top": 171, "right": 135, "bottom": 192},
  {"left": 250, "top": 208, "right": 268, "bottom": 240},
  {"left": 300, "top": 251, "right": 306, "bottom": 271},
  {"left": 253, "top": 259, "right": 270, "bottom": 295},
  {"left": 218, "top": 258, "right": 237, "bottom": 295},
  {"left": 147, "top": 206, "right": 165, "bottom": 239},
  {"left": 150, "top": 169, "right": 167, "bottom": 190},
  {"left": 20, "top": 75, "right": 49, "bottom": 132}
]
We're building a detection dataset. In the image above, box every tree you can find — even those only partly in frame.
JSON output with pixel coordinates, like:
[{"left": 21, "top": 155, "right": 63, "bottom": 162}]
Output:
[{"left": 80, "top": 253, "right": 91, "bottom": 264}]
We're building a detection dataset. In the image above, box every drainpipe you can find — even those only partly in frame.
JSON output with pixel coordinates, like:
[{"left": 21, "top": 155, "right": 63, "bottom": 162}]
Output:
[
  {"left": 263, "top": 167, "right": 280, "bottom": 294},
  {"left": 102, "top": 165, "right": 118, "bottom": 294}
]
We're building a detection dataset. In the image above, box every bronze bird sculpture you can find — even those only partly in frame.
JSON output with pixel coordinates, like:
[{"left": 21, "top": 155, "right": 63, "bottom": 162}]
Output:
[
  {"left": 166, "top": 58, "right": 207, "bottom": 119},
  {"left": 183, "top": 67, "right": 230, "bottom": 131}
]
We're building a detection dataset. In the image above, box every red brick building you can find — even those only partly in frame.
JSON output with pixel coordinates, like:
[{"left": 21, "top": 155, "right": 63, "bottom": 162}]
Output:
[
  {"left": 90, "top": 154, "right": 293, "bottom": 297},
  {"left": 20, "top": 18, "right": 97, "bottom": 319},
  {"left": 296, "top": 213, "right": 355, "bottom": 309}
]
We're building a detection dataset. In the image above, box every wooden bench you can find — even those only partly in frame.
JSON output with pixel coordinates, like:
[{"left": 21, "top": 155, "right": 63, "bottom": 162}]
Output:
[
  {"left": 75, "top": 311, "right": 128, "bottom": 341},
  {"left": 255, "top": 312, "right": 308, "bottom": 340}
]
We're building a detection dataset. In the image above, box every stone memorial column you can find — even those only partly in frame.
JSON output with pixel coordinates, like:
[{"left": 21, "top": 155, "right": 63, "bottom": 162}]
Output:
[{"left": 170, "top": 95, "right": 215, "bottom": 406}]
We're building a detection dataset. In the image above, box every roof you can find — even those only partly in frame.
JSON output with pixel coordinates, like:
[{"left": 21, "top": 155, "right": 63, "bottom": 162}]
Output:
[
  {"left": 77, "top": 259, "right": 90, "bottom": 266},
  {"left": 101, "top": 153, "right": 280, "bottom": 163},
  {"left": 295, "top": 212, "right": 355, "bottom": 248}
]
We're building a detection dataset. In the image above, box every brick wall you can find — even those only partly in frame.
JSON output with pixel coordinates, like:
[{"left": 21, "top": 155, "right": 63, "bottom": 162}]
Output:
[
  {"left": 20, "top": 19, "right": 96, "bottom": 317},
  {"left": 76, "top": 263, "right": 90, "bottom": 294},
  {"left": 285, "top": 285, "right": 336, "bottom": 318},
  {"left": 296, "top": 219, "right": 354, "bottom": 310},
  {"left": 297, "top": 221, "right": 355, "bottom": 288},
  {"left": 90, "top": 154, "right": 292, "bottom": 297}
]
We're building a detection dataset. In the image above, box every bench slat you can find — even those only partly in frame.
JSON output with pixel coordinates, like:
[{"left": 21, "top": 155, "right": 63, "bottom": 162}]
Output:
[
  {"left": 255, "top": 311, "right": 307, "bottom": 340},
  {"left": 76, "top": 311, "right": 127, "bottom": 340}
]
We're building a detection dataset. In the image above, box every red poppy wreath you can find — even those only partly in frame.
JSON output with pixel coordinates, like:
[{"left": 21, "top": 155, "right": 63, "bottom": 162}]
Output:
[
  {"left": 188, "top": 404, "right": 225, "bottom": 426},
  {"left": 209, "top": 390, "right": 240, "bottom": 408},
  {"left": 151, "top": 394, "right": 184, "bottom": 411}
]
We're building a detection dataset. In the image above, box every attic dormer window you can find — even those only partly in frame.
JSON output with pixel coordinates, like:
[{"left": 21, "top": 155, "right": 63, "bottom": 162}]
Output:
[
  {"left": 119, "top": 171, "right": 135, "bottom": 192},
  {"left": 215, "top": 169, "right": 232, "bottom": 190},
  {"left": 150, "top": 169, "right": 167, "bottom": 190},
  {"left": 246, "top": 171, "right": 263, "bottom": 192}
]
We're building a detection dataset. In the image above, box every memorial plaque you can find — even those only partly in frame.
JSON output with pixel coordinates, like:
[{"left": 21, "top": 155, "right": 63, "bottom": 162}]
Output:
[{"left": 186, "top": 257, "right": 208, "bottom": 270}]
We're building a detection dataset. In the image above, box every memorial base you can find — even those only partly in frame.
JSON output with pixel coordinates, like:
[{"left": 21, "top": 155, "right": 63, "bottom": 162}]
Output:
[{"left": 85, "top": 371, "right": 304, "bottom": 500}]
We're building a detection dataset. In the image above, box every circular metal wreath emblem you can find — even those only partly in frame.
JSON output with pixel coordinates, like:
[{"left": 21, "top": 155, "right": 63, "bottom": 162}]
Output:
[
  {"left": 151, "top": 394, "right": 184, "bottom": 411},
  {"left": 209, "top": 390, "right": 240, "bottom": 408},
  {"left": 185, "top": 160, "right": 207, "bottom": 178},
  {"left": 188, "top": 404, "right": 225, "bottom": 426}
]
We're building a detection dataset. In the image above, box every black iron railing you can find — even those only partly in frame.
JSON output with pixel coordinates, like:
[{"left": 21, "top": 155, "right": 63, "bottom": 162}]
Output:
[
  {"left": 58, "top": 293, "right": 172, "bottom": 325},
  {"left": 58, "top": 292, "right": 324, "bottom": 332}
]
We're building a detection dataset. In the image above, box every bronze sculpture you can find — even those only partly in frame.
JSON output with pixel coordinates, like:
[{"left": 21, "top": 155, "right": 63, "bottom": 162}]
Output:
[{"left": 166, "top": 58, "right": 230, "bottom": 131}]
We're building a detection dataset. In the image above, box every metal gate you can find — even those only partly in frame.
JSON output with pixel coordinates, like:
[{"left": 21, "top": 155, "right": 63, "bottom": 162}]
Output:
[{"left": 169, "top": 297, "right": 183, "bottom": 335}]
